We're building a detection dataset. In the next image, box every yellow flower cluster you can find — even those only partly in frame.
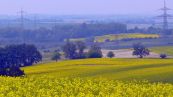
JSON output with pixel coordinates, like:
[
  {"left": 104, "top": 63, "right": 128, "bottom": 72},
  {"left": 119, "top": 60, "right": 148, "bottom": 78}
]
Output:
[{"left": 0, "top": 75, "right": 173, "bottom": 97}]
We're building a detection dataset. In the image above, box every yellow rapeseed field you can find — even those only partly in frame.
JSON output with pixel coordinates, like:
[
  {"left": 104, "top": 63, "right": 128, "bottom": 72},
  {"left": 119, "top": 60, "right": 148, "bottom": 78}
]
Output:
[
  {"left": 95, "top": 33, "right": 159, "bottom": 42},
  {"left": 0, "top": 58, "right": 173, "bottom": 96},
  {"left": 1, "top": 76, "right": 173, "bottom": 97}
]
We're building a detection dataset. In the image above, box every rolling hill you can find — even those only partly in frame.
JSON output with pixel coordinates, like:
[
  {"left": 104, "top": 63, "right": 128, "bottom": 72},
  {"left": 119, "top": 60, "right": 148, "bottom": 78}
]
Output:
[{"left": 23, "top": 58, "right": 173, "bottom": 82}]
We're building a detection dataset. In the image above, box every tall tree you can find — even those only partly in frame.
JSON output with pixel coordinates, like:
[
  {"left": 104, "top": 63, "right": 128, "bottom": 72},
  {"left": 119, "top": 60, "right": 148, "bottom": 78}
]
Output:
[
  {"left": 75, "top": 41, "right": 86, "bottom": 58},
  {"left": 132, "top": 43, "right": 150, "bottom": 58},
  {"left": 62, "top": 41, "right": 77, "bottom": 59}
]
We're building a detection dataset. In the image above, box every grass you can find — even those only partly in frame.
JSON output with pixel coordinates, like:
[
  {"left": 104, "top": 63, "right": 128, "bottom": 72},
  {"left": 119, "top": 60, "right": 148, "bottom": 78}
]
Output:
[
  {"left": 22, "top": 58, "right": 173, "bottom": 83},
  {"left": 150, "top": 46, "right": 173, "bottom": 56},
  {"left": 95, "top": 33, "right": 159, "bottom": 42}
]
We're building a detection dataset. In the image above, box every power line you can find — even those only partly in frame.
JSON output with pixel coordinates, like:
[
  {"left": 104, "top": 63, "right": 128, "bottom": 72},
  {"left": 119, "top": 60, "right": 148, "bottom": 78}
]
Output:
[
  {"left": 157, "top": 0, "right": 172, "bottom": 31},
  {"left": 17, "top": 8, "right": 26, "bottom": 43},
  {"left": 18, "top": 8, "right": 25, "bottom": 29},
  {"left": 34, "top": 15, "right": 38, "bottom": 29}
]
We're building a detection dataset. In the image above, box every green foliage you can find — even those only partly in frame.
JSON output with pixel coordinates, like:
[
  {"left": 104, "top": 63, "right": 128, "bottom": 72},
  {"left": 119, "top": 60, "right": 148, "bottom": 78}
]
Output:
[
  {"left": 107, "top": 51, "right": 115, "bottom": 58},
  {"left": 133, "top": 43, "right": 150, "bottom": 58}
]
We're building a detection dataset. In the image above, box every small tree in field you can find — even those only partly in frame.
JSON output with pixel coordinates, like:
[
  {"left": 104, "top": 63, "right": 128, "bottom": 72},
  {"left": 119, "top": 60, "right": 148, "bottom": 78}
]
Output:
[
  {"left": 107, "top": 51, "right": 115, "bottom": 58},
  {"left": 52, "top": 52, "right": 61, "bottom": 61},
  {"left": 132, "top": 43, "right": 150, "bottom": 58}
]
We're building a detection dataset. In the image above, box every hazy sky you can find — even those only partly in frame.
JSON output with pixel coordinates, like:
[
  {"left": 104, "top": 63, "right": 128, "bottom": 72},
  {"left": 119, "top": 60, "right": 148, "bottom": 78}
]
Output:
[{"left": 0, "top": 0, "right": 172, "bottom": 15}]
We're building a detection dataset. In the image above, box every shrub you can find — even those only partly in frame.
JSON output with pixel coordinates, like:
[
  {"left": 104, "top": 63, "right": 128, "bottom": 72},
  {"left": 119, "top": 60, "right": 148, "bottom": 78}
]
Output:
[
  {"left": 107, "top": 51, "right": 115, "bottom": 58},
  {"left": 160, "top": 54, "right": 167, "bottom": 59},
  {"left": 0, "top": 67, "right": 25, "bottom": 77}
]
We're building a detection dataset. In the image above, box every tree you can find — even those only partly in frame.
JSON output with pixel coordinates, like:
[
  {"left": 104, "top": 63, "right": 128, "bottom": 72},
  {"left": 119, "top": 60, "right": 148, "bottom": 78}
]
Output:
[
  {"left": 132, "top": 43, "right": 150, "bottom": 58},
  {"left": 107, "top": 51, "right": 115, "bottom": 58},
  {"left": 87, "top": 44, "right": 103, "bottom": 58},
  {"left": 62, "top": 41, "right": 77, "bottom": 59},
  {"left": 52, "top": 52, "right": 61, "bottom": 61},
  {"left": 75, "top": 41, "right": 86, "bottom": 59},
  {"left": 16, "top": 44, "right": 42, "bottom": 66},
  {"left": 0, "top": 44, "right": 42, "bottom": 77}
]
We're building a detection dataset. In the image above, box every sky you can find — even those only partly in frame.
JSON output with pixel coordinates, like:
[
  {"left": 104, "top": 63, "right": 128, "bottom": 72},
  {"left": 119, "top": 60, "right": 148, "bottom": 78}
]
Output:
[{"left": 0, "top": 0, "right": 172, "bottom": 15}]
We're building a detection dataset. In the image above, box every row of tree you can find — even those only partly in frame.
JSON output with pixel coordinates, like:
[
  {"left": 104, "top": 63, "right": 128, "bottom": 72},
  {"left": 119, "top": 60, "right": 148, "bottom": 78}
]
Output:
[
  {"left": 52, "top": 41, "right": 103, "bottom": 61},
  {"left": 52, "top": 42, "right": 168, "bottom": 61}
]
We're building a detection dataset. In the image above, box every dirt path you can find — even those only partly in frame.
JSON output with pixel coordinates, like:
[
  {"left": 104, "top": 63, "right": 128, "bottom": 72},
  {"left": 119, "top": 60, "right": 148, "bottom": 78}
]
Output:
[{"left": 101, "top": 49, "right": 163, "bottom": 58}]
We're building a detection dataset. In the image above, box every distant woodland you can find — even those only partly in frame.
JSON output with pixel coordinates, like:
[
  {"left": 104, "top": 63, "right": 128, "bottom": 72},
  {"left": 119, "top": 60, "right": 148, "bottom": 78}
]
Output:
[{"left": 0, "top": 23, "right": 171, "bottom": 45}]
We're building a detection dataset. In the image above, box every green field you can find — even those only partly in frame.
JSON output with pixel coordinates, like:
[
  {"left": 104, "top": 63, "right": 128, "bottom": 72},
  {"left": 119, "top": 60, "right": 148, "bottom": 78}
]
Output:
[
  {"left": 1, "top": 58, "right": 173, "bottom": 96},
  {"left": 151, "top": 46, "right": 173, "bottom": 56}
]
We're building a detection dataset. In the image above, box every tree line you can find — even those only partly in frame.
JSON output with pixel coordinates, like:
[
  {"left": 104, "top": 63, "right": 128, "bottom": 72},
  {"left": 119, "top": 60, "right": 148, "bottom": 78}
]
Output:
[
  {"left": 52, "top": 41, "right": 168, "bottom": 61},
  {"left": 0, "top": 23, "right": 170, "bottom": 44}
]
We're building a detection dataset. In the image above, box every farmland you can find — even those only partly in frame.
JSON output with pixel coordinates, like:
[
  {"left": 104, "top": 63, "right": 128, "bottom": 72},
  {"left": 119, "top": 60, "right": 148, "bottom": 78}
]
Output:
[
  {"left": 0, "top": 58, "right": 173, "bottom": 96},
  {"left": 94, "top": 33, "right": 159, "bottom": 42},
  {"left": 1, "top": 76, "right": 173, "bottom": 97},
  {"left": 22, "top": 58, "right": 173, "bottom": 82},
  {"left": 69, "top": 33, "right": 159, "bottom": 43}
]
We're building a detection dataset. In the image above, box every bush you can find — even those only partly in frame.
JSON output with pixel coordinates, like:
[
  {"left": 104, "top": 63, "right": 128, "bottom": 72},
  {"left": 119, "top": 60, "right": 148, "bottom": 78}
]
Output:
[
  {"left": 107, "top": 51, "right": 115, "bottom": 58},
  {"left": 0, "top": 67, "right": 25, "bottom": 77},
  {"left": 160, "top": 54, "right": 167, "bottom": 59},
  {"left": 87, "top": 51, "right": 103, "bottom": 58}
]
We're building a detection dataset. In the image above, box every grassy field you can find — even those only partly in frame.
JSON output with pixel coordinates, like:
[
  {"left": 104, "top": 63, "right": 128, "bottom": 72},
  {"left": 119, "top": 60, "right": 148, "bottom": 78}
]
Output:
[
  {"left": 1, "top": 58, "right": 173, "bottom": 96},
  {"left": 95, "top": 33, "right": 159, "bottom": 42},
  {"left": 150, "top": 46, "right": 173, "bottom": 56}
]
